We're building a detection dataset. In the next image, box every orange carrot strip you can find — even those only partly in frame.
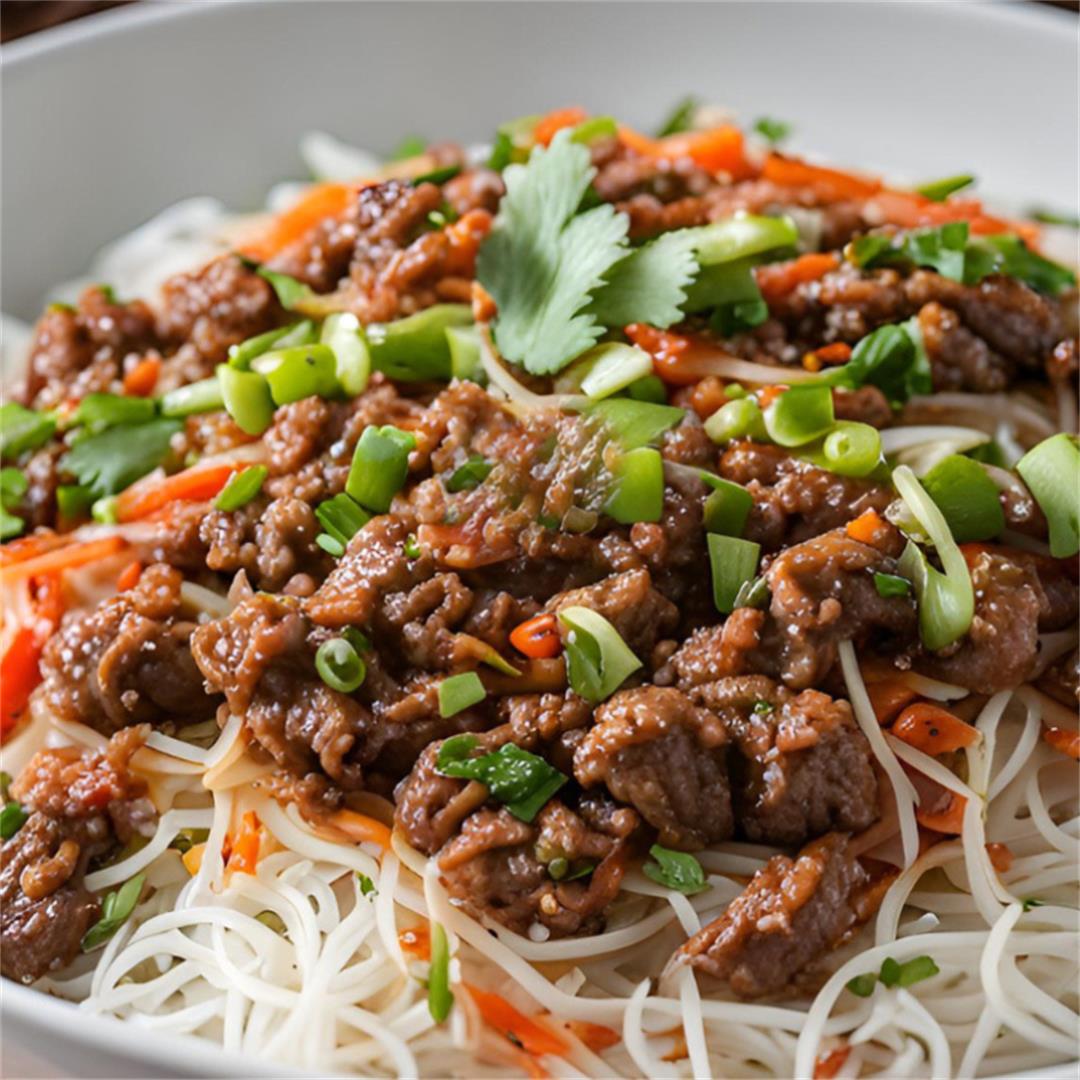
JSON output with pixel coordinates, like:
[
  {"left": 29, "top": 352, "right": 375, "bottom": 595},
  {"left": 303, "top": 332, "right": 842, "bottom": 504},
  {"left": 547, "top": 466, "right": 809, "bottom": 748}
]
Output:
[
  {"left": 0, "top": 531, "right": 72, "bottom": 567},
  {"left": 867, "top": 679, "right": 919, "bottom": 726},
  {"left": 116, "top": 560, "right": 143, "bottom": 592},
  {"left": 620, "top": 125, "right": 751, "bottom": 178},
  {"left": 122, "top": 355, "right": 162, "bottom": 397},
  {"left": 327, "top": 808, "right": 392, "bottom": 849},
  {"left": 986, "top": 842, "right": 1013, "bottom": 873},
  {"left": 510, "top": 613, "right": 562, "bottom": 660},
  {"left": 756, "top": 252, "right": 840, "bottom": 303},
  {"left": 763, "top": 153, "right": 881, "bottom": 202},
  {"left": 566, "top": 1020, "right": 621, "bottom": 1053},
  {"left": 846, "top": 509, "right": 886, "bottom": 545},
  {"left": 242, "top": 181, "right": 358, "bottom": 262},
  {"left": 1, "top": 575, "right": 65, "bottom": 738},
  {"left": 892, "top": 702, "right": 980, "bottom": 756},
  {"left": 868, "top": 189, "right": 1036, "bottom": 241},
  {"left": 534, "top": 107, "right": 588, "bottom": 147},
  {"left": 227, "top": 811, "right": 261, "bottom": 875},
  {"left": 1043, "top": 727, "right": 1080, "bottom": 760},
  {"left": 814, "top": 1046, "right": 852, "bottom": 1079},
  {"left": 916, "top": 792, "right": 967, "bottom": 835},
  {"left": 1, "top": 535, "right": 126, "bottom": 583},
  {"left": 115, "top": 463, "right": 240, "bottom": 522},
  {"left": 465, "top": 984, "right": 569, "bottom": 1058}
]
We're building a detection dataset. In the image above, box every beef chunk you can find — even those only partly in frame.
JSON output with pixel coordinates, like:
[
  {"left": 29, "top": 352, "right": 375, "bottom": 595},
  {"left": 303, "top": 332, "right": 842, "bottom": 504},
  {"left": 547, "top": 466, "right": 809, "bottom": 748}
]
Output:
[
  {"left": 690, "top": 676, "right": 878, "bottom": 845},
  {"left": 1038, "top": 647, "right": 1079, "bottom": 707},
  {"left": 574, "top": 686, "right": 733, "bottom": 849},
  {"left": 718, "top": 440, "right": 894, "bottom": 552},
  {"left": 673, "top": 832, "right": 866, "bottom": 998},
  {"left": 666, "top": 609, "right": 768, "bottom": 689},
  {"left": 376, "top": 573, "right": 474, "bottom": 670},
  {"left": 38, "top": 564, "right": 216, "bottom": 735}
]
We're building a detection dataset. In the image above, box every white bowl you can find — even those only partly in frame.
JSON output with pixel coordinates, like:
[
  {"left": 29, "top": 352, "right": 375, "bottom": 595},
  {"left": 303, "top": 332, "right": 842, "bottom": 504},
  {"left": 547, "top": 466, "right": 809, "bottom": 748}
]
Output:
[{"left": 1, "top": 2, "right": 1077, "bottom": 1076}]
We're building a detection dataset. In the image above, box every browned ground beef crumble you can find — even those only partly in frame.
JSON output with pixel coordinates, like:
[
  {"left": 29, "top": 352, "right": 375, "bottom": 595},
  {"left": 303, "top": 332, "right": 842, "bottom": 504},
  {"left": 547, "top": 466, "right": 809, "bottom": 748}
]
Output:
[{"left": 3, "top": 135, "right": 1077, "bottom": 1000}]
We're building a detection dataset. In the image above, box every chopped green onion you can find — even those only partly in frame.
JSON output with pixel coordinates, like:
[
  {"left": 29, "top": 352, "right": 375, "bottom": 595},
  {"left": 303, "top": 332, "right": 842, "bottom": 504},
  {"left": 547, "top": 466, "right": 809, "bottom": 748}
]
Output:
[
  {"left": 920, "top": 454, "right": 1004, "bottom": 543},
  {"left": 693, "top": 214, "right": 799, "bottom": 267},
  {"left": 436, "top": 736, "right": 567, "bottom": 821},
  {"left": 256, "top": 267, "right": 316, "bottom": 310},
  {"left": 873, "top": 572, "right": 912, "bottom": 598},
  {"left": 879, "top": 954, "right": 939, "bottom": 989},
  {"left": 733, "top": 575, "right": 770, "bottom": 609},
  {"left": 81, "top": 873, "right": 145, "bottom": 952},
  {"left": 643, "top": 844, "right": 708, "bottom": 894},
  {"left": 71, "top": 393, "right": 156, "bottom": 433},
  {"left": 404, "top": 533, "right": 422, "bottom": 559},
  {"left": 159, "top": 376, "right": 225, "bottom": 418},
  {"left": 414, "top": 164, "right": 462, "bottom": 187},
  {"left": 1029, "top": 208, "right": 1080, "bottom": 229},
  {"left": 320, "top": 313, "right": 371, "bottom": 396},
  {"left": 357, "top": 872, "right": 376, "bottom": 896},
  {"left": 1, "top": 506, "right": 25, "bottom": 541},
  {"left": 656, "top": 96, "right": 699, "bottom": 137},
  {"left": 846, "top": 973, "right": 878, "bottom": 998},
  {"left": 229, "top": 323, "right": 314, "bottom": 370},
  {"left": 315, "top": 637, "right": 367, "bottom": 694},
  {"left": 445, "top": 456, "right": 493, "bottom": 493},
  {"left": 446, "top": 324, "right": 485, "bottom": 384},
  {"left": 0, "top": 403, "right": 56, "bottom": 460},
  {"left": 1016, "top": 434, "right": 1080, "bottom": 558},
  {"left": 315, "top": 492, "right": 371, "bottom": 553},
  {"left": 753, "top": 117, "right": 792, "bottom": 145},
  {"left": 914, "top": 174, "right": 975, "bottom": 202},
  {"left": 218, "top": 364, "right": 276, "bottom": 436},
  {"left": 576, "top": 343, "right": 654, "bottom": 401},
  {"left": 586, "top": 399, "right": 686, "bottom": 449},
  {"left": 763, "top": 384, "right": 834, "bottom": 447},
  {"left": 821, "top": 421, "right": 883, "bottom": 478},
  {"left": 704, "top": 396, "right": 765, "bottom": 445},
  {"left": 708, "top": 533, "right": 761, "bottom": 614},
  {"left": 624, "top": 375, "right": 667, "bottom": 404},
  {"left": 214, "top": 465, "right": 268, "bottom": 512},
  {"left": 701, "top": 474, "right": 753, "bottom": 536},
  {"left": 91, "top": 495, "right": 119, "bottom": 524},
  {"left": 605, "top": 447, "right": 664, "bottom": 525},
  {"left": 346, "top": 425, "right": 416, "bottom": 513},
  {"left": 487, "top": 130, "right": 515, "bottom": 172},
  {"left": 0, "top": 467, "right": 28, "bottom": 540},
  {"left": 257, "top": 344, "right": 341, "bottom": 405},
  {"left": 437, "top": 672, "right": 486, "bottom": 718},
  {"left": 894, "top": 465, "right": 974, "bottom": 652},
  {"left": 571, "top": 116, "right": 618, "bottom": 144},
  {"left": 547, "top": 856, "right": 569, "bottom": 881},
  {"left": 0, "top": 801, "right": 28, "bottom": 840},
  {"left": 1022, "top": 897, "right": 1045, "bottom": 912},
  {"left": 557, "top": 605, "right": 642, "bottom": 704},
  {"left": 427, "top": 922, "right": 453, "bottom": 1022},
  {"left": 367, "top": 304, "right": 473, "bottom": 381}
]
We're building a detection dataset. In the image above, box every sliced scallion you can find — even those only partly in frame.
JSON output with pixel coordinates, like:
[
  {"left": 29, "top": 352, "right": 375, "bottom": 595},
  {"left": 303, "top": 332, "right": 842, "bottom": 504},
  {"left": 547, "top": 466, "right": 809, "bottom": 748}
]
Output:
[
  {"left": 445, "top": 456, "right": 493, "bottom": 493},
  {"left": 320, "top": 313, "right": 371, "bottom": 396},
  {"left": 345, "top": 425, "right": 416, "bottom": 513},
  {"left": 446, "top": 324, "right": 485, "bottom": 384},
  {"left": 704, "top": 396, "right": 765, "bottom": 445},
  {"left": 1016, "top": 434, "right": 1079, "bottom": 558},
  {"left": 217, "top": 364, "right": 275, "bottom": 435},
  {"left": 914, "top": 174, "right": 975, "bottom": 202},
  {"left": 437, "top": 672, "right": 486, "bottom": 718},
  {"left": 315, "top": 493, "right": 371, "bottom": 554},
  {"left": 257, "top": 345, "right": 341, "bottom": 405},
  {"left": 229, "top": 323, "right": 311, "bottom": 370},
  {"left": 427, "top": 922, "right": 453, "bottom": 1022},
  {"left": 708, "top": 533, "right": 761, "bottom": 614},
  {"left": 315, "top": 637, "right": 367, "bottom": 694},
  {"left": 701, "top": 474, "right": 753, "bottom": 536},
  {"left": 0, "top": 403, "right": 56, "bottom": 459},
  {"left": 367, "top": 304, "right": 472, "bottom": 381},
  {"left": 821, "top": 421, "right": 883, "bottom": 478},
  {"left": 214, "top": 465, "right": 268, "bottom": 512},
  {"left": 920, "top": 454, "right": 1004, "bottom": 543},
  {"left": 576, "top": 342, "right": 654, "bottom": 400},
  {"left": 605, "top": 447, "right": 664, "bottom": 524},
  {"left": 763, "top": 384, "right": 834, "bottom": 447},
  {"left": 557, "top": 605, "right": 642, "bottom": 704},
  {"left": 586, "top": 399, "right": 685, "bottom": 449},
  {"left": 160, "top": 376, "right": 225, "bottom": 418}
]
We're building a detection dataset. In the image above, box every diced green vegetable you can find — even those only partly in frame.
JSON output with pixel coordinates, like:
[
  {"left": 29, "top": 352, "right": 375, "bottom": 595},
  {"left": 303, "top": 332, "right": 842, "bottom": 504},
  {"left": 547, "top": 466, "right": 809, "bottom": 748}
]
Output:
[
  {"left": 217, "top": 364, "right": 275, "bottom": 436},
  {"left": 446, "top": 324, "right": 485, "bottom": 384},
  {"left": 914, "top": 174, "right": 975, "bottom": 202},
  {"left": 873, "top": 572, "right": 912, "bottom": 598},
  {"left": 692, "top": 214, "right": 798, "bottom": 267},
  {"left": 701, "top": 474, "right": 753, "bottom": 536},
  {"left": 427, "top": 922, "right": 453, "bottom": 1022},
  {"left": 605, "top": 447, "right": 664, "bottom": 524},
  {"left": 91, "top": 495, "right": 119, "bottom": 524},
  {"left": 346, "top": 425, "right": 416, "bottom": 513},
  {"left": 315, "top": 637, "right": 367, "bottom": 693},
  {"left": 879, "top": 955, "right": 939, "bottom": 989},
  {"left": 229, "top": 323, "right": 314, "bottom": 370},
  {"left": 257, "top": 344, "right": 340, "bottom": 405},
  {"left": 315, "top": 492, "right": 371, "bottom": 554},
  {"left": 571, "top": 116, "right": 617, "bottom": 144},
  {"left": 321, "top": 313, "right": 371, "bottom": 396},
  {"left": 921, "top": 454, "right": 1004, "bottom": 543},
  {"left": 404, "top": 533, "right": 422, "bottom": 560},
  {"left": 557, "top": 605, "right": 642, "bottom": 704},
  {"left": 445, "top": 456, "right": 493, "bottom": 493},
  {"left": 643, "top": 844, "right": 708, "bottom": 894},
  {"left": 625, "top": 375, "right": 667, "bottom": 404},
  {"left": 257, "top": 267, "right": 316, "bottom": 310},
  {"left": 1016, "top": 434, "right": 1080, "bottom": 557},
  {"left": 214, "top": 465, "right": 268, "bottom": 512},
  {"left": 437, "top": 672, "right": 487, "bottom": 718},
  {"left": 846, "top": 972, "right": 878, "bottom": 998},
  {"left": 708, "top": 533, "right": 762, "bottom": 614},
  {"left": 763, "top": 384, "right": 834, "bottom": 447},
  {"left": 575, "top": 343, "right": 654, "bottom": 400},
  {"left": 356, "top": 871, "right": 376, "bottom": 896},
  {"left": 821, "top": 421, "right": 883, "bottom": 478},
  {"left": 733, "top": 575, "right": 770, "bottom": 609},
  {"left": 704, "top": 396, "right": 766, "bottom": 445},
  {"left": 81, "top": 873, "right": 145, "bottom": 952},
  {"left": 586, "top": 399, "right": 685, "bottom": 449},
  {"left": 367, "top": 304, "right": 473, "bottom": 381},
  {"left": 0, "top": 801, "right": 28, "bottom": 840},
  {"left": 160, "top": 376, "right": 225, "bottom": 418},
  {"left": 0, "top": 403, "right": 56, "bottom": 460},
  {"left": 61, "top": 417, "right": 182, "bottom": 498}
]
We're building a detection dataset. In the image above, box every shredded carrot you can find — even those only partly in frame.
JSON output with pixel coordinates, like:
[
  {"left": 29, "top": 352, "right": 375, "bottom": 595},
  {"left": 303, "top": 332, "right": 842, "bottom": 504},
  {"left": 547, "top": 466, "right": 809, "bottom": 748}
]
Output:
[
  {"left": 509, "top": 613, "right": 562, "bottom": 660},
  {"left": 814, "top": 1046, "right": 852, "bottom": 1079},
  {"left": 242, "top": 181, "right": 359, "bottom": 262},
  {"left": 986, "top": 842, "right": 1013, "bottom": 873},
  {"left": 866, "top": 679, "right": 919, "bottom": 725},
  {"left": 916, "top": 792, "right": 967, "bottom": 835},
  {"left": 1, "top": 575, "right": 65, "bottom": 738},
  {"left": 845, "top": 508, "right": 886, "bottom": 546},
  {"left": 1, "top": 535, "right": 126, "bottom": 583},
  {"left": 182, "top": 843, "right": 205, "bottom": 876},
  {"left": 465, "top": 984, "right": 569, "bottom": 1057},
  {"left": 1043, "top": 727, "right": 1080, "bottom": 760},
  {"left": 660, "top": 1031, "right": 689, "bottom": 1063},
  {"left": 757, "top": 252, "right": 840, "bottom": 303},
  {"left": 227, "top": 811, "right": 261, "bottom": 876},
  {"left": 892, "top": 702, "right": 980, "bottom": 756},
  {"left": 443, "top": 208, "right": 493, "bottom": 277},
  {"left": 398, "top": 925, "right": 431, "bottom": 959},
  {"left": 534, "top": 107, "right": 588, "bottom": 147},
  {"left": 327, "top": 808, "right": 392, "bottom": 849},
  {"left": 804, "top": 341, "right": 852, "bottom": 372},
  {"left": 620, "top": 124, "right": 751, "bottom": 178},
  {"left": 763, "top": 153, "right": 881, "bottom": 202},
  {"left": 566, "top": 1020, "right": 621, "bottom": 1053},
  {"left": 116, "top": 462, "right": 240, "bottom": 522},
  {"left": 867, "top": 189, "right": 1036, "bottom": 242},
  {"left": 0, "top": 530, "right": 72, "bottom": 567},
  {"left": 122, "top": 355, "right": 161, "bottom": 397},
  {"left": 116, "top": 560, "right": 143, "bottom": 592}
]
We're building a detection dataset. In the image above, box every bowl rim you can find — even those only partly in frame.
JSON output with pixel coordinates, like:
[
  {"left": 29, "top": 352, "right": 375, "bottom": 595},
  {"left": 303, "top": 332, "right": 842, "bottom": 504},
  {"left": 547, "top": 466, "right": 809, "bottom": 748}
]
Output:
[{"left": 1, "top": 2, "right": 1077, "bottom": 1078}]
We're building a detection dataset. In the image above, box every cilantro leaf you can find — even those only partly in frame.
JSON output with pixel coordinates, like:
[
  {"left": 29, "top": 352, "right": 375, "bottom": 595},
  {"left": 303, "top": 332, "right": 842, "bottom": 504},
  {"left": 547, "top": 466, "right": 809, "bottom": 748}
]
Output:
[
  {"left": 590, "top": 228, "right": 701, "bottom": 328},
  {"left": 643, "top": 844, "right": 708, "bottom": 894},
  {"left": 753, "top": 116, "right": 792, "bottom": 145},
  {"left": 61, "top": 418, "right": 182, "bottom": 498},
  {"left": 477, "top": 131, "right": 629, "bottom": 375},
  {"left": 0, "top": 403, "right": 56, "bottom": 460}
]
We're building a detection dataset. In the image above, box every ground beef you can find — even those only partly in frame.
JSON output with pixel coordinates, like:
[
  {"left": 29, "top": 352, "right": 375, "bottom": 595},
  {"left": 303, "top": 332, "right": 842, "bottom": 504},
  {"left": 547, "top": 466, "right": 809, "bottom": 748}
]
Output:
[
  {"left": 376, "top": 573, "right": 474, "bottom": 670},
  {"left": 19, "top": 444, "right": 64, "bottom": 531},
  {"left": 574, "top": 687, "right": 733, "bottom": 849},
  {"left": 916, "top": 301, "right": 1013, "bottom": 392},
  {"left": 758, "top": 526, "right": 917, "bottom": 689},
  {"left": 156, "top": 255, "right": 281, "bottom": 367},
  {"left": 1, "top": 729, "right": 155, "bottom": 983},
  {"left": 20, "top": 286, "right": 159, "bottom": 409},
  {"left": 1038, "top": 647, "right": 1079, "bottom": 707},
  {"left": 38, "top": 564, "right": 216, "bottom": 735},
  {"left": 674, "top": 832, "right": 866, "bottom": 998},
  {"left": 718, "top": 440, "right": 894, "bottom": 551},
  {"left": 664, "top": 609, "right": 769, "bottom": 688},
  {"left": 688, "top": 676, "right": 878, "bottom": 845}
]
